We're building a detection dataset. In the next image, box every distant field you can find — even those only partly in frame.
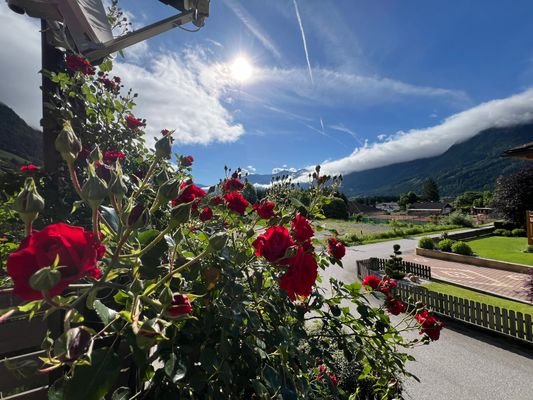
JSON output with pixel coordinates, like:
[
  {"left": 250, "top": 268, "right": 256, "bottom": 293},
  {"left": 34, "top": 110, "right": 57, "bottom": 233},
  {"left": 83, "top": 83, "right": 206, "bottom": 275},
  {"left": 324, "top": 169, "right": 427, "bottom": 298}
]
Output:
[
  {"left": 314, "top": 219, "right": 391, "bottom": 241},
  {"left": 468, "top": 236, "right": 533, "bottom": 266}
]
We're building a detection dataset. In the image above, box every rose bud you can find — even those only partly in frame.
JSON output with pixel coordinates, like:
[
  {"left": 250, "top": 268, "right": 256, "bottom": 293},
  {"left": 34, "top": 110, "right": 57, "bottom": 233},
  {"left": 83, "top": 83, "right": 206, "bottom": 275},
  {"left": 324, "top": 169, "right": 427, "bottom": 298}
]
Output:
[
  {"left": 81, "top": 172, "right": 108, "bottom": 209},
  {"left": 13, "top": 180, "right": 45, "bottom": 224},
  {"left": 55, "top": 121, "right": 82, "bottom": 164},
  {"left": 154, "top": 135, "right": 172, "bottom": 160},
  {"left": 166, "top": 294, "right": 193, "bottom": 318},
  {"left": 127, "top": 203, "right": 149, "bottom": 229},
  {"left": 109, "top": 171, "right": 128, "bottom": 200},
  {"left": 63, "top": 327, "right": 93, "bottom": 362},
  {"left": 89, "top": 144, "right": 102, "bottom": 164},
  {"left": 157, "top": 178, "right": 180, "bottom": 202}
]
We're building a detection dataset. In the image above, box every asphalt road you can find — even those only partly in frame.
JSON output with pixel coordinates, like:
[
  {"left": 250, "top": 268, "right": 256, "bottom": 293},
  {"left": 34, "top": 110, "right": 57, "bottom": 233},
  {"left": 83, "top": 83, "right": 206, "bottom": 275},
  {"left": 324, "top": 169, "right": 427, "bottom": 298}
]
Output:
[{"left": 321, "top": 238, "right": 533, "bottom": 400}]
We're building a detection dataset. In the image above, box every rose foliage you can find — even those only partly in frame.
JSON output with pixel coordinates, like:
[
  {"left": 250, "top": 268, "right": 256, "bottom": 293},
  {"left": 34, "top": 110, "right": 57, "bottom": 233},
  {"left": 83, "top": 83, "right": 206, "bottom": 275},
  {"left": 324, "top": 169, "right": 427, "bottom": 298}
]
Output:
[{"left": 0, "top": 55, "right": 442, "bottom": 400}]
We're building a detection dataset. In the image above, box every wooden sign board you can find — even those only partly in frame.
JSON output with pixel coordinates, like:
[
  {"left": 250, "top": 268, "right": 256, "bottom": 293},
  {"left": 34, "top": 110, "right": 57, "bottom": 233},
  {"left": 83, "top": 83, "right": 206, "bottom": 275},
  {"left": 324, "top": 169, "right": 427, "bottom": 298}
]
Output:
[{"left": 526, "top": 211, "right": 533, "bottom": 246}]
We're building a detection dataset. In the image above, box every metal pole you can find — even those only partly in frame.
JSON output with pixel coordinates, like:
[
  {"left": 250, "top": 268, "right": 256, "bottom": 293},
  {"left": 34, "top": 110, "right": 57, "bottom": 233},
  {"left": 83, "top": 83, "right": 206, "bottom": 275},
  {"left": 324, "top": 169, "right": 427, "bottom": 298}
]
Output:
[{"left": 41, "top": 19, "right": 63, "bottom": 173}]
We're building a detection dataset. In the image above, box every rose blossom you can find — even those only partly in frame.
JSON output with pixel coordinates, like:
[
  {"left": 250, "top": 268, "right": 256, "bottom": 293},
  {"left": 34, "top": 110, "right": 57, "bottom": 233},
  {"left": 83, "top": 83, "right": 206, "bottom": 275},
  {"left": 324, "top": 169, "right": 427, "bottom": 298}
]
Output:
[
  {"left": 66, "top": 54, "right": 95, "bottom": 75},
  {"left": 103, "top": 150, "right": 125, "bottom": 164},
  {"left": 223, "top": 192, "right": 249, "bottom": 215},
  {"left": 20, "top": 164, "right": 40, "bottom": 173},
  {"left": 253, "top": 226, "right": 294, "bottom": 264},
  {"left": 327, "top": 237, "right": 346, "bottom": 259},
  {"left": 362, "top": 275, "right": 381, "bottom": 290},
  {"left": 415, "top": 309, "right": 443, "bottom": 341},
  {"left": 167, "top": 294, "right": 193, "bottom": 318},
  {"left": 253, "top": 201, "right": 276, "bottom": 219},
  {"left": 279, "top": 246, "right": 318, "bottom": 300},
  {"left": 180, "top": 155, "right": 194, "bottom": 167},
  {"left": 7, "top": 223, "right": 104, "bottom": 300},
  {"left": 199, "top": 207, "right": 213, "bottom": 222},
  {"left": 125, "top": 115, "right": 145, "bottom": 130},
  {"left": 222, "top": 178, "right": 244, "bottom": 192},
  {"left": 317, "top": 364, "right": 338, "bottom": 386},
  {"left": 172, "top": 182, "right": 206, "bottom": 207},
  {"left": 291, "top": 213, "right": 314, "bottom": 242},
  {"left": 361, "top": 275, "right": 397, "bottom": 296},
  {"left": 385, "top": 297, "right": 407, "bottom": 315}
]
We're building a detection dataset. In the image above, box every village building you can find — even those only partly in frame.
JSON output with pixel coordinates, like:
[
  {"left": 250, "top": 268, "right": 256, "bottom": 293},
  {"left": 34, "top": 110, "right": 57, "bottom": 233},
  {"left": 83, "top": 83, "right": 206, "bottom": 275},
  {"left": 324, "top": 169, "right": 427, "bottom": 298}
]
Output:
[{"left": 407, "top": 201, "right": 453, "bottom": 216}]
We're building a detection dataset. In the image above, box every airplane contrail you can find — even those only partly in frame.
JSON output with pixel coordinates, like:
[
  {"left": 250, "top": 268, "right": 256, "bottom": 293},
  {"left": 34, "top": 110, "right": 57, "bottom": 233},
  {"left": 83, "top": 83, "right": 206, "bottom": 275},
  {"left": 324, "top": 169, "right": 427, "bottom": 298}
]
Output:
[{"left": 292, "top": 0, "right": 314, "bottom": 85}]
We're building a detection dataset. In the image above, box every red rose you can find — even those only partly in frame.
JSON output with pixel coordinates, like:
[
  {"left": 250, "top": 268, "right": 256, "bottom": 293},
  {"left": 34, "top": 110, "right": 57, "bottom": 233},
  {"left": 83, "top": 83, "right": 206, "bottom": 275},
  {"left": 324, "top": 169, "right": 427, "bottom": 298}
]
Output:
[
  {"left": 66, "top": 54, "right": 95, "bottom": 75},
  {"left": 103, "top": 150, "right": 125, "bottom": 164},
  {"left": 167, "top": 294, "right": 192, "bottom": 318},
  {"left": 172, "top": 182, "right": 206, "bottom": 206},
  {"left": 253, "top": 226, "right": 294, "bottom": 264},
  {"left": 291, "top": 213, "right": 314, "bottom": 242},
  {"left": 98, "top": 75, "right": 119, "bottom": 93},
  {"left": 253, "top": 201, "right": 276, "bottom": 219},
  {"left": 210, "top": 195, "right": 225, "bottom": 206},
  {"left": 415, "top": 310, "right": 443, "bottom": 341},
  {"left": 6, "top": 223, "right": 104, "bottom": 300},
  {"left": 125, "top": 115, "right": 145, "bottom": 130},
  {"left": 279, "top": 246, "right": 318, "bottom": 300},
  {"left": 378, "top": 276, "right": 397, "bottom": 296},
  {"left": 385, "top": 297, "right": 407, "bottom": 315},
  {"left": 317, "top": 364, "right": 338, "bottom": 386},
  {"left": 20, "top": 164, "right": 40, "bottom": 173},
  {"left": 180, "top": 155, "right": 194, "bottom": 167},
  {"left": 199, "top": 207, "right": 213, "bottom": 222},
  {"left": 222, "top": 178, "right": 244, "bottom": 192},
  {"left": 223, "top": 191, "right": 249, "bottom": 215},
  {"left": 327, "top": 237, "right": 346, "bottom": 259},
  {"left": 362, "top": 275, "right": 381, "bottom": 290}
]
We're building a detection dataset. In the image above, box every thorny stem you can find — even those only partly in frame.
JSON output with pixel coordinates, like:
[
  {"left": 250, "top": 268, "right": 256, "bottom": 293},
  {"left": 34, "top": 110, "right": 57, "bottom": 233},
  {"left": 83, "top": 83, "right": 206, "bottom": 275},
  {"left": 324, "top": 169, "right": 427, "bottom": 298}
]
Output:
[
  {"left": 25, "top": 220, "right": 32, "bottom": 237},
  {"left": 120, "top": 225, "right": 173, "bottom": 259},
  {"left": 92, "top": 207, "right": 100, "bottom": 240},
  {"left": 67, "top": 161, "right": 84, "bottom": 199}
]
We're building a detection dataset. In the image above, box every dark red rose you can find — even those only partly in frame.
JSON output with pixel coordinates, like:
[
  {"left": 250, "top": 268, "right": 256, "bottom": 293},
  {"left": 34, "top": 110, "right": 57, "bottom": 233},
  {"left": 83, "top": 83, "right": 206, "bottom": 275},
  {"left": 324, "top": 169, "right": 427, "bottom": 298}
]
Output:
[
  {"left": 125, "top": 115, "right": 145, "bottom": 130},
  {"left": 385, "top": 297, "right": 407, "bottom": 315},
  {"left": 253, "top": 226, "right": 294, "bottom": 264},
  {"left": 222, "top": 178, "right": 244, "bottom": 192},
  {"left": 172, "top": 182, "right": 206, "bottom": 207},
  {"left": 291, "top": 213, "right": 314, "bottom": 243},
  {"left": 161, "top": 129, "right": 171, "bottom": 136},
  {"left": 20, "top": 164, "right": 40, "bottom": 173},
  {"left": 253, "top": 201, "right": 276, "bottom": 219},
  {"left": 66, "top": 54, "right": 95, "bottom": 75},
  {"left": 223, "top": 191, "right": 249, "bottom": 215},
  {"left": 180, "top": 155, "right": 194, "bottom": 167},
  {"left": 327, "top": 237, "right": 346, "bottom": 259},
  {"left": 103, "top": 150, "right": 125, "bottom": 165},
  {"left": 378, "top": 276, "right": 397, "bottom": 296},
  {"left": 362, "top": 275, "right": 381, "bottom": 290},
  {"left": 317, "top": 364, "right": 338, "bottom": 386},
  {"left": 415, "top": 310, "right": 443, "bottom": 341},
  {"left": 98, "top": 74, "right": 119, "bottom": 93},
  {"left": 210, "top": 195, "right": 224, "bottom": 206},
  {"left": 113, "top": 76, "right": 121, "bottom": 84},
  {"left": 167, "top": 294, "right": 192, "bottom": 318},
  {"left": 95, "top": 162, "right": 112, "bottom": 183},
  {"left": 6, "top": 223, "right": 104, "bottom": 300},
  {"left": 199, "top": 207, "right": 213, "bottom": 222},
  {"left": 279, "top": 246, "right": 318, "bottom": 300}
]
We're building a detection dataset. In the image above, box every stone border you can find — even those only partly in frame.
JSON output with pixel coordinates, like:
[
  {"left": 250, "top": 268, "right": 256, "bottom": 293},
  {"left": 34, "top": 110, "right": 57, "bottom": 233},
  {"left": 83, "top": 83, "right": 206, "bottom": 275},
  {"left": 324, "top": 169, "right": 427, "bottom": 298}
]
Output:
[
  {"left": 430, "top": 226, "right": 494, "bottom": 242},
  {"left": 416, "top": 247, "right": 533, "bottom": 274}
]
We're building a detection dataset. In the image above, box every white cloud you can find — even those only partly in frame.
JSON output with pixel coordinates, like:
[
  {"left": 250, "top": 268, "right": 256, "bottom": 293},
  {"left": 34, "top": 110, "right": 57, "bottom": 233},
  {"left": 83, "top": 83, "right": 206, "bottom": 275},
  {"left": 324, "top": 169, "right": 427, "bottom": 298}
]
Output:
[
  {"left": 254, "top": 67, "right": 469, "bottom": 107},
  {"left": 310, "top": 89, "right": 533, "bottom": 177},
  {"left": 0, "top": 8, "right": 41, "bottom": 128},
  {"left": 114, "top": 49, "right": 244, "bottom": 145},
  {"left": 221, "top": 0, "right": 282, "bottom": 59},
  {"left": 272, "top": 165, "right": 297, "bottom": 174}
]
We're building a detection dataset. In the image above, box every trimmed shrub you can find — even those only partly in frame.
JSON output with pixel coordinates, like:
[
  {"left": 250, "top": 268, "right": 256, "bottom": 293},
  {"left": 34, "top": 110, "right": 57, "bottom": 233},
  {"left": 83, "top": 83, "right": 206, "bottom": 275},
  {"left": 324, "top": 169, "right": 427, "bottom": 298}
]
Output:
[
  {"left": 444, "top": 211, "right": 474, "bottom": 228},
  {"left": 322, "top": 197, "right": 349, "bottom": 219},
  {"left": 525, "top": 245, "right": 533, "bottom": 253},
  {"left": 418, "top": 237, "right": 435, "bottom": 250},
  {"left": 512, "top": 228, "right": 526, "bottom": 237},
  {"left": 451, "top": 241, "right": 473, "bottom": 256},
  {"left": 437, "top": 239, "right": 455, "bottom": 252},
  {"left": 493, "top": 229, "right": 512, "bottom": 237}
]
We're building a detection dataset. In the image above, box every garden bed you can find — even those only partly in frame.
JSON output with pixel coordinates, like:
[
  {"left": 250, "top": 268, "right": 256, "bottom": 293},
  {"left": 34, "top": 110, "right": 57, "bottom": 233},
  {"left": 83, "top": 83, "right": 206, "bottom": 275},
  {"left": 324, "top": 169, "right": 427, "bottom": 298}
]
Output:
[{"left": 415, "top": 247, "right": 533, "bottom": 273}]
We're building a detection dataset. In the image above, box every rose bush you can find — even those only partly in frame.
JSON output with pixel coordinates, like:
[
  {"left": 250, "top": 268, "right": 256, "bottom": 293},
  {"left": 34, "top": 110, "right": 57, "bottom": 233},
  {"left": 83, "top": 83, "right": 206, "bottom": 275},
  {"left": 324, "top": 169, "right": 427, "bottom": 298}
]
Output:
[{"left": 0, "top": 54, "right": 443, "bottom": 400}]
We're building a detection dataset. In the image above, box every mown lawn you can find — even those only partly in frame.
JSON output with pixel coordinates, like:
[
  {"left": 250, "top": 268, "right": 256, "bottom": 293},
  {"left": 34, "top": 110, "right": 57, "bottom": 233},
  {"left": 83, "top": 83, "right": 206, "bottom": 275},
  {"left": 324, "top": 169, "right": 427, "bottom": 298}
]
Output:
[
  {"left": 468, "top": 236, "right": 533, "bottom": 266},
  {"left": 423, "top": 281, "right": 533, "bottom": 315}
]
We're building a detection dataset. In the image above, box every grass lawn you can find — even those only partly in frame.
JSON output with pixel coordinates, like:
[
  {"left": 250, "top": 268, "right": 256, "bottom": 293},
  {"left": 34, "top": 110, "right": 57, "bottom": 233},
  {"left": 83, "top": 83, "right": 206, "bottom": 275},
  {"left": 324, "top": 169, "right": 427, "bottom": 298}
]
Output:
[
  {"left": 423, "top": 281, "right": 533, "bottom": 316},
  {"left": 467, "top": 236, "right": 533, "bottom": 266}
]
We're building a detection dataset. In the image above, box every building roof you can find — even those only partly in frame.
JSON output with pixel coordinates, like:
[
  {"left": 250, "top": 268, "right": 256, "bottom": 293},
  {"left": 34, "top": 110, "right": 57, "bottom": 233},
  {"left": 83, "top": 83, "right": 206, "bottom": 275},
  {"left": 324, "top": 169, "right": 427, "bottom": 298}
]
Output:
[
  {"left": 502, "top": 142, "right": 533, "bottom": 160},
  {"left": 347, "top": 201, "right": 381, "bottom": 214}
]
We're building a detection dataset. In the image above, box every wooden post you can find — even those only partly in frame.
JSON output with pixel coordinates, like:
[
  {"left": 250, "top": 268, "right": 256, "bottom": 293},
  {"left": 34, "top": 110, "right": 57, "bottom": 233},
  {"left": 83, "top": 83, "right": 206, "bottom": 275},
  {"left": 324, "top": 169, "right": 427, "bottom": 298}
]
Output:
[
  {"left": 41, "top": 20, "right": 64, "bottom": 173},
  {"left": 527, "top": 210, "right": 533, "bottom": 246}
]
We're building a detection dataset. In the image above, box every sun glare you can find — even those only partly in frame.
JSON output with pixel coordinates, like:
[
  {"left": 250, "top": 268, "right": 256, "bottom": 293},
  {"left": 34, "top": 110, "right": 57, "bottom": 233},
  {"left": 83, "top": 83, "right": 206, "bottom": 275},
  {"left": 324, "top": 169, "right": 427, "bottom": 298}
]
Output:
[{"left": 230, "top": 56, "right": 254, "bottom": 82}]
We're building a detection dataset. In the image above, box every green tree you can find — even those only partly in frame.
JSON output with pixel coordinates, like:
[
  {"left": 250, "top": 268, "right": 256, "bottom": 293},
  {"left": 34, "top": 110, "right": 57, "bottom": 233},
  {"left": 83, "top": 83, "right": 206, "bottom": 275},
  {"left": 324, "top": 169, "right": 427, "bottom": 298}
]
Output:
[
  {"left": 242, "top": 181, "right": 258, "bottom": 204},
  {"left": 398, "top": 191, "right": 418, "bottom": 209},
  {"left": 492, "top": 166, "right": 533, "bottom": 227},
  {"left": 422, "top": 178, "right": 440, "bottom": 201}
]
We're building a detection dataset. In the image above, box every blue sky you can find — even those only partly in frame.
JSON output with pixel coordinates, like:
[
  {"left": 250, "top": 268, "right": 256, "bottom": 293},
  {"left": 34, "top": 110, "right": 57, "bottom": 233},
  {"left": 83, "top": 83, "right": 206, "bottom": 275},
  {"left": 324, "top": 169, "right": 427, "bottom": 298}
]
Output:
[{"left": 2, "top": 1, "right": 533, "bottom": 185}]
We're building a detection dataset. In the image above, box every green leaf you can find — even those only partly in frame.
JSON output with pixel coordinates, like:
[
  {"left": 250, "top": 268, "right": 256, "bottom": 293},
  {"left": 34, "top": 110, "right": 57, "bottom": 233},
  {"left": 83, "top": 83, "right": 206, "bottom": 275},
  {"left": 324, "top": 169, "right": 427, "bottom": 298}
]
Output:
[
  {"left": 64, "top": 348, "right": 120, "bottom": 400},
  {"left": 100, "top": 206, "right": 120, "bottom": 233},
  {"left": 29, "top": 267, "right": 61, "bottom": 292},
  {"left": 344, "top": 281, "right": 362, "bottom": 296},
  {"left": 94, "top": 300, "right": 118, "bottom": 325},
  {"left": 111, "top": 387, "right": 130, "bottom": 400}
]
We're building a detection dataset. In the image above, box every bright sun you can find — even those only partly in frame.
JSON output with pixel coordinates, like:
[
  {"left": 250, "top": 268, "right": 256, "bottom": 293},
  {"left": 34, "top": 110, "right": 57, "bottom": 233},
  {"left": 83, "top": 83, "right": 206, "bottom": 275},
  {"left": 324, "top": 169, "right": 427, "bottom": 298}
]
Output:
[{"left": 230, "top": 56, "right": 254, "bottom": 82}]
